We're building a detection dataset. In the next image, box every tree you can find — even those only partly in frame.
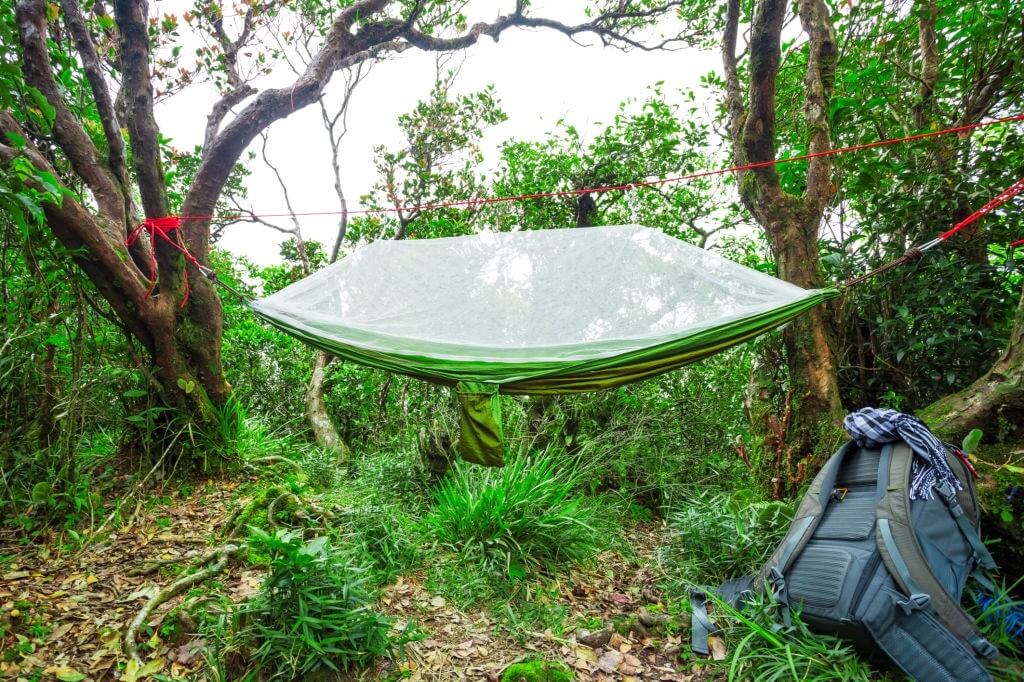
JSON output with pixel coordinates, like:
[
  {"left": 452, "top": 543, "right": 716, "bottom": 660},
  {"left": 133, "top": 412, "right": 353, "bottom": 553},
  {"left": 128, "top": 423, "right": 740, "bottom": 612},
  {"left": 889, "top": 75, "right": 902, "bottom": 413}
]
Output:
[
  {"left": 824, "top": 0, "right": 1024, "bottom": 410},
  {"left": 717, "top": 0, "right": 845, "bottom": 494},
  {"left": 1, "top": 0, "right": 693, "bottom": 459}
]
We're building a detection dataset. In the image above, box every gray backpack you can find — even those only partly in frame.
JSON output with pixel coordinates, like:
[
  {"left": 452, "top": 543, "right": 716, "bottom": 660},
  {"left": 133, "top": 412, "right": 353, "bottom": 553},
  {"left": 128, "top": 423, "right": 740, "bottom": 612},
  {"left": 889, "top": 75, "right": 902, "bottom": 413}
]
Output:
[{"left": 691, "top": 439, "right": 999, "bottom": 681}]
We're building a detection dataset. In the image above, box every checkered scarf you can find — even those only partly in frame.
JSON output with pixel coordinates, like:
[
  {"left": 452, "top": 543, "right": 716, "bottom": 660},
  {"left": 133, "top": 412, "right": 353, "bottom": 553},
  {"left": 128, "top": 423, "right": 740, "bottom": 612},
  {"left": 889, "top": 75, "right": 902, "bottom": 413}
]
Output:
[{"left": 843, "top": 407, "right": 961, "bottom": 500}]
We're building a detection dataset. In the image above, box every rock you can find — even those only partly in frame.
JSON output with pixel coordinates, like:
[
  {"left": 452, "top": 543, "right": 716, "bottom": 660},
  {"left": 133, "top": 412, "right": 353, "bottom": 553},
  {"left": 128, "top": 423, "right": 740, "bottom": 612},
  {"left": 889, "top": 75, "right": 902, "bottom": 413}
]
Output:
[
  {"left": 638, "top": 607, "right": 670, "bottom": 628},
  {"left": 576, "top": 628, "right": 613, "bottom": 648}
]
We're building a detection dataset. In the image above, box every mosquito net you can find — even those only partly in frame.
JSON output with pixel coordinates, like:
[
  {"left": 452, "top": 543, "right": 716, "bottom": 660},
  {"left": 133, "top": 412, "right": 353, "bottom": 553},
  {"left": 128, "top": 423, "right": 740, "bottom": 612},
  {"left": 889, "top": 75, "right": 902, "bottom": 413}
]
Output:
[{"left": 251, "top": 225, "right": 837, "bottom": 465}]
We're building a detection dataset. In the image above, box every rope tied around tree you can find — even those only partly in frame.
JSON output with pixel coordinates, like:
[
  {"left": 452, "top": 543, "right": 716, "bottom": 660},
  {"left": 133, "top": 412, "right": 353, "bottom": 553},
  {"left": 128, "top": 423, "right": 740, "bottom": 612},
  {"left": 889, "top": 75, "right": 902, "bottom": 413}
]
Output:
[
  {"left": 844, "top": 177, "right": 1024, "bottom": 288},
  {"left": 125, "top": 216, "right": 213, "bottom": 308}
]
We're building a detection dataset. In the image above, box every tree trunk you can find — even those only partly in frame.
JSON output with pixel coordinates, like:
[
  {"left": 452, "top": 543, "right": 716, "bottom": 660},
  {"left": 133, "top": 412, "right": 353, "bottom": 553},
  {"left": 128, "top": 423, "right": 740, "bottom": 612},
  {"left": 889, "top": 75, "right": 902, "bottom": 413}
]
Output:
[
  {"left": 723, "top": 0, "right": 845, "bottom": 493},
  {"left": 306, "top": 351, "right": 350, "bottom": 457},
  {"left": 921, "top": 286, "right": 1024, "bottom": 441}
]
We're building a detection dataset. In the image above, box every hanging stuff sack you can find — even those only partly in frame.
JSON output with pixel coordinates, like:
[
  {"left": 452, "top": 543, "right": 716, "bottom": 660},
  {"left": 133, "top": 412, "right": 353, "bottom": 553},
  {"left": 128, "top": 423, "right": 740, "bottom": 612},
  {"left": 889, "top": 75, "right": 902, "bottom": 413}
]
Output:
[{"left": 691, "top": 427, "right": 1000, "bottom": 681}]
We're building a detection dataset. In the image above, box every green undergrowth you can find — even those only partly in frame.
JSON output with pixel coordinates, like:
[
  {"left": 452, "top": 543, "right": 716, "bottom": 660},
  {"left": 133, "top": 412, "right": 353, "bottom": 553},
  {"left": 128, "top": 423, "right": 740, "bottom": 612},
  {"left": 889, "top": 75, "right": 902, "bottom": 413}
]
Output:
[
  {"left": 699, "top": 590, "right": 882, "bottom": 681},
  {"left": 426, "top": 451, "right": 612, "bottom": 582},
  {"left": 660, "top": 489, "right": 794, "bottom": 587}
]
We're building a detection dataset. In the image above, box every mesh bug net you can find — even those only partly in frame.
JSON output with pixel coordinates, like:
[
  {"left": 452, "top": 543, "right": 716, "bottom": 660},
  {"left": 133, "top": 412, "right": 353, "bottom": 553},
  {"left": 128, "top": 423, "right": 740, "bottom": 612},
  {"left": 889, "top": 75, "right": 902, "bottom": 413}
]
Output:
[{"left": 252, "top": 225, "right": 837, "bottom": 464}]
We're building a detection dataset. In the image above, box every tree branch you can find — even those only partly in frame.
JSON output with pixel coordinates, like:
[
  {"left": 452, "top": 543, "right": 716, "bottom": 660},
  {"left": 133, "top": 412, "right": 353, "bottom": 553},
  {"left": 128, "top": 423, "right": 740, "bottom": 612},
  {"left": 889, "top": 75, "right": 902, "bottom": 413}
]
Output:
[
  {"left": 59, "top": 0, "right": 130, "bottom": 216},
  {"left": 0, "top": 113, "right": 152, "bottom": 351},
  {"left": 798, "top": 0, "right": 837, "bottom": 216},
  {"left": 113, "top": 0, "right": 167, "bottom": 218},
  {"left": 741, "top": 0, "right": 788, "bottom": 197},
  {"left": 15, "top": 0, "right": 124, "bottom": 222}
]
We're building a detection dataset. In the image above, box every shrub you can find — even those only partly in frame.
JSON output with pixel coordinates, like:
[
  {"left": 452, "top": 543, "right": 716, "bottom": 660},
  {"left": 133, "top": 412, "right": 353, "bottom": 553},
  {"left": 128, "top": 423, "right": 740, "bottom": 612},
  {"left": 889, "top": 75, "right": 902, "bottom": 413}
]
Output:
[
  {"left": 426, "top": 451, "right": 605, "bottom": 581},
  {"left": 218, "top": 529, "right": 392, "bottom": 680},
  {"left": 661, "top": 490, "right": 793, "bottom": 586}
]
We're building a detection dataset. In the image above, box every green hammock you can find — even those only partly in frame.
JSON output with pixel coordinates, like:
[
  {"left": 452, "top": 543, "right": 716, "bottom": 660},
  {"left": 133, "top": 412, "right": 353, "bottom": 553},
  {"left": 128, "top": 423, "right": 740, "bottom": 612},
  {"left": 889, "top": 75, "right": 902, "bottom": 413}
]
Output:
[{"left": 251, "top": 225, "right": 838, "bottom": 465}]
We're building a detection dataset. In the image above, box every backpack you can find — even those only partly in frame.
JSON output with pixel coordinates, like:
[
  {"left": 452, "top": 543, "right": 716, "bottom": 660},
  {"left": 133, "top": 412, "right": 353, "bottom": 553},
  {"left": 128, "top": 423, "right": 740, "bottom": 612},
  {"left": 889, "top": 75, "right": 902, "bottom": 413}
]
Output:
[{"left": 690, "top": 439, "right": 999, "bottom": 681}]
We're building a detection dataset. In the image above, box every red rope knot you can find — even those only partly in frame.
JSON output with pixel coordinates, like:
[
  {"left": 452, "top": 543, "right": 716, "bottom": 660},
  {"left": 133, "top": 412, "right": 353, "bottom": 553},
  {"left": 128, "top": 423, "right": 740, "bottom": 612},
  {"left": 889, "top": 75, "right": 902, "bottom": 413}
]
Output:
[{"left": 125, "top": 216, "right": 203, "bottom": 308}]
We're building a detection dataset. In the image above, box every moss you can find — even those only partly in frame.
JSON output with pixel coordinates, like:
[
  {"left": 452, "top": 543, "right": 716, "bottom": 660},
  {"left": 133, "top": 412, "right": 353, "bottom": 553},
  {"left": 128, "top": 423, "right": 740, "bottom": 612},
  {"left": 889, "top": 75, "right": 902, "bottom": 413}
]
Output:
[
  {"left": 970, "top": 442, "right": 1024, "bottom": 576},
  {"left": 500, "top": 659, "right": 574, "bottom": 682}
]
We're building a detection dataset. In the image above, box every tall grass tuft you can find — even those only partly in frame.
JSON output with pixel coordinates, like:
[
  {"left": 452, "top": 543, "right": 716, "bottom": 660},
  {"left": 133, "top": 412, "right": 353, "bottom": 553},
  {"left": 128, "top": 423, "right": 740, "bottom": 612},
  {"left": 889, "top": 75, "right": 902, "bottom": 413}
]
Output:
[
  {"left": 426, "top": 451, "right": 605, "bottom": 581},
  {"left": 661, "top": 489, "right": 793, "bottom": 586}
]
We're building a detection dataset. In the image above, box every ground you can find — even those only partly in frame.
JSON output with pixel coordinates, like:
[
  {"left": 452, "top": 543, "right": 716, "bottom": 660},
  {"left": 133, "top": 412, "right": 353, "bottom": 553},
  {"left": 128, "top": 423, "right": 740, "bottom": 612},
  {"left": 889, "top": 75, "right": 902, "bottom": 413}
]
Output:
[{"left": 0, "top": 479, "right": 712, "bottom": 682}]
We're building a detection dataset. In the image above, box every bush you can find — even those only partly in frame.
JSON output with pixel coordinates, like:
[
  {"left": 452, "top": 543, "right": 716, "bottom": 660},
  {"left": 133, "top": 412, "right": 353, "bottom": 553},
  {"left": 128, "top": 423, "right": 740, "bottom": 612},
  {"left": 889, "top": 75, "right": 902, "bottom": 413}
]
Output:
[
  {"left": 426, "top": 451, "right": 605, "bottom": 581},
  {"left": 661, "top": 490, "right": 793, "bottom": 586},
  {"left": 217, "top": 529, "right": 392, "bottom": 680}
]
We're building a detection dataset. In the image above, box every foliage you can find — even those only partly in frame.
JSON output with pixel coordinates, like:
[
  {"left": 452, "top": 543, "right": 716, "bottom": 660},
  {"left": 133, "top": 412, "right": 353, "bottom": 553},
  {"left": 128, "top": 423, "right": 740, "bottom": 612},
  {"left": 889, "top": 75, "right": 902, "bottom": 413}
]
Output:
[
  {"left": 214, "top": 529, "right": 392, "bottom": 680},
  {"left": 426, "top": 451, "right": 606, "bottom": 582},
  {"left": 661, "top": 491, "right": 793, "bottom": 586},
  {"left": 969, "top": 580, "right": 1024, "bottom": 663}
]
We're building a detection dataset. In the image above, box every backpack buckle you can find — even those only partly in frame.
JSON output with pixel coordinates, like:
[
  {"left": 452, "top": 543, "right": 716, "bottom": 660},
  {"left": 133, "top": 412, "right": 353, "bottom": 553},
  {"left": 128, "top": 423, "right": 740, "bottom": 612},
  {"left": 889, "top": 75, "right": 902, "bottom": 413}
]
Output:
[
  {"left": 895, "top": 593, "right": 931, "bottom": 615},
  {"left": 831, "top": 487, "right": 849, "bottom": 501}
]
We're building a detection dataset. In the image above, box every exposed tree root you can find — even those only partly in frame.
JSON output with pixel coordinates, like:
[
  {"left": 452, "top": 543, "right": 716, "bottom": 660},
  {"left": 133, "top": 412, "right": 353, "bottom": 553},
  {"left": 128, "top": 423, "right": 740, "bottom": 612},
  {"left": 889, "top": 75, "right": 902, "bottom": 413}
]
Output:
[{"left": 125, "top": 543, "right": 239, "bottom": 665}]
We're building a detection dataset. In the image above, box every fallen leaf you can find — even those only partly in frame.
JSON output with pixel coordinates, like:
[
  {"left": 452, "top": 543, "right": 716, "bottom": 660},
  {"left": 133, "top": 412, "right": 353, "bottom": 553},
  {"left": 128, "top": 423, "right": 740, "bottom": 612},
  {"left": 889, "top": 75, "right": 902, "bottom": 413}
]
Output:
[
  {"left": 123, "top": 657, "right": 164, "bottom": 682},
  {"left": 597, "top": 649, "right": 624, "bottom": 673},
  {"left": 709, "top": 634, "right": 727, "bottom": 661}
]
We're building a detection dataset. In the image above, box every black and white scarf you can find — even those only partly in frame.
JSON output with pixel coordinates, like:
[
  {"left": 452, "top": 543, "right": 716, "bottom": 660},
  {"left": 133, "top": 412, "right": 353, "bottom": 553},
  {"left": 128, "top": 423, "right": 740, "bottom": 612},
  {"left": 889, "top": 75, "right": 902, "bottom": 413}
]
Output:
[{"left": 843, "top": 407, "right": 961, "bottom": 500}]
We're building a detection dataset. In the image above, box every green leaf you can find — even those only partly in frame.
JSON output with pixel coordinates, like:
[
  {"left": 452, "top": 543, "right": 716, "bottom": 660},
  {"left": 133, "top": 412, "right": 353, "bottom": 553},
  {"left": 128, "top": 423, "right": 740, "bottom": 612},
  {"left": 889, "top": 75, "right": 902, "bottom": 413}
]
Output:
[
  {"left": 26, "top": 86, "right": 56, "bottom": 127},
  {"left": 31, "top": 481, "right": 51, "bottom": 504},
  {"left": 961, "top": 429, "right": 983, "bottom": 454},
  {"left": 176, "top": 377, "right": 195, "bottom": 394},
  {"left": 4, "top": 130, "right": 25, "bottom": 148}
]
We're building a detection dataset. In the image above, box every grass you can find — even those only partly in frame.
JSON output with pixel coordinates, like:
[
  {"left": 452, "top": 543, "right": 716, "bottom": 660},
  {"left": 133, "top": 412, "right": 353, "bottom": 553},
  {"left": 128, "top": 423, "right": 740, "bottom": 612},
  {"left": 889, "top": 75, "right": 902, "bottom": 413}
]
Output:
[
  {"left": 425, "top": 450, "right": 608, "bottom": 582},
  {"left": 700, "top": 590, "right": 879, "bottom": 681},
  {"left": 660, "top": 489, "right": 793, "bottom": 586},
  {"left": 210, "top": 529, "right": 393, "bottom": 680}
]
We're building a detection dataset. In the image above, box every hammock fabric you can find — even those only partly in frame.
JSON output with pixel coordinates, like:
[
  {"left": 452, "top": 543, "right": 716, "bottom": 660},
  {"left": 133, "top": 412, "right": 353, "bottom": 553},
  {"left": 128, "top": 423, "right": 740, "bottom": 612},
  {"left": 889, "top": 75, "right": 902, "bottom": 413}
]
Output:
[{"left": 251, "top": 225, "right": 838, "bottom": 465}]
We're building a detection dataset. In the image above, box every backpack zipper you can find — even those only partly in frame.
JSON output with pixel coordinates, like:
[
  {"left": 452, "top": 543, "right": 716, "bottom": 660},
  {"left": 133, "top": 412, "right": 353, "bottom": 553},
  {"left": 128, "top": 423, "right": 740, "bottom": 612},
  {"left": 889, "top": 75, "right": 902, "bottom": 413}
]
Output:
[{"left": 849, "top": 549, "right": 883, "bottom": 616}]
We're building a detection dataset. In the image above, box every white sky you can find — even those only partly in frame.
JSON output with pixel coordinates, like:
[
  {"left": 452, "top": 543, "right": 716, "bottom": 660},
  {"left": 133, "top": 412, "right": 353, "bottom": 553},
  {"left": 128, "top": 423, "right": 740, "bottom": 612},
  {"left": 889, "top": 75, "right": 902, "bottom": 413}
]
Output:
[{"left": 153, "top": 1, "right": 721, "bottom": 265}]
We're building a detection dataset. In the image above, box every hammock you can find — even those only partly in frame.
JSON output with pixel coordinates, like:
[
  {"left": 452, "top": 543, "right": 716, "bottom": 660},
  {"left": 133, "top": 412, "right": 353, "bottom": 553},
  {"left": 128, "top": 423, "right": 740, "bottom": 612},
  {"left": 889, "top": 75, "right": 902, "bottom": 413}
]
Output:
[{"left": 251, "top": 225, "right": 838, "bottom": 465}]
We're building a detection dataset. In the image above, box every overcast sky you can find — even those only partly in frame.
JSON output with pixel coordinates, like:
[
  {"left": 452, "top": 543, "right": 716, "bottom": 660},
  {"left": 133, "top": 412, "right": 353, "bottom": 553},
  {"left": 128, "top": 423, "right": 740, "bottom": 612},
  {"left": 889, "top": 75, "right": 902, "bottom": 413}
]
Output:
[{"left": 153, "top": 1, "right": 721, "bottom": 264}]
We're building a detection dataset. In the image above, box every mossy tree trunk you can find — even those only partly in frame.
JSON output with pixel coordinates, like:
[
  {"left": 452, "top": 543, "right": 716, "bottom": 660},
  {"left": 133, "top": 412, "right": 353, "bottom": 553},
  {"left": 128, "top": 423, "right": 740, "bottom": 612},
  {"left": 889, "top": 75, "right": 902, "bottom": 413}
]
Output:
[{"left": 723, "top": 0, "right": 846, "bottom": 495}]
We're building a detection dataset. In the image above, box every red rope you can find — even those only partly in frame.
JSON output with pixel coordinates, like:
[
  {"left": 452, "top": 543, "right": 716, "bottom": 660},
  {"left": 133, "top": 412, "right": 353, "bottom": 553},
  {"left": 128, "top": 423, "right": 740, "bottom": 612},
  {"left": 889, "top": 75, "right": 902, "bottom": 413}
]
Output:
[
  {"left": 938, "top": 178, "right": 1024, "bottom": 241},
  {"left": 125, "top": 216, "right": 204, "bottom": 307},
  {"left": 169, "top": 112, "right": 1024, "bottom": 223},
  {"left": 126, "top": 113, "right": 1024, "bottom": 297},
  {"left": 1010, "top": 238, "right": 1024, "bottom": 249}
]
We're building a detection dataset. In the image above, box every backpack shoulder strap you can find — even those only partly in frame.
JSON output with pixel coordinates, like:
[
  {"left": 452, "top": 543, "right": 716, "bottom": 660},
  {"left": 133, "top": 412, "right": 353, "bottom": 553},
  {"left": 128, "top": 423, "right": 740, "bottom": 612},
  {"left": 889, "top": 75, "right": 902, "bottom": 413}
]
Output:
[
  {"left": 755, "top": 439, "right": 858, "bottom": 587},
  {"left": 861, "top": 587, "right": 993, "bottom": 682},
  {"left": 875, "top": 443, "right": 998, "bottom": 660}
]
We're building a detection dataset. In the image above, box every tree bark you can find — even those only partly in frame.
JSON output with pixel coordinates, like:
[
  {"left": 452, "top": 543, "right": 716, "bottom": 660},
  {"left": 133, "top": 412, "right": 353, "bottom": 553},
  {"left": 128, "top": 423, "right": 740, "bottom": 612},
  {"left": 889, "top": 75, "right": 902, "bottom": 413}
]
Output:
[{"left": 724, "top": 0, "right": 845, "bottom": 493}]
